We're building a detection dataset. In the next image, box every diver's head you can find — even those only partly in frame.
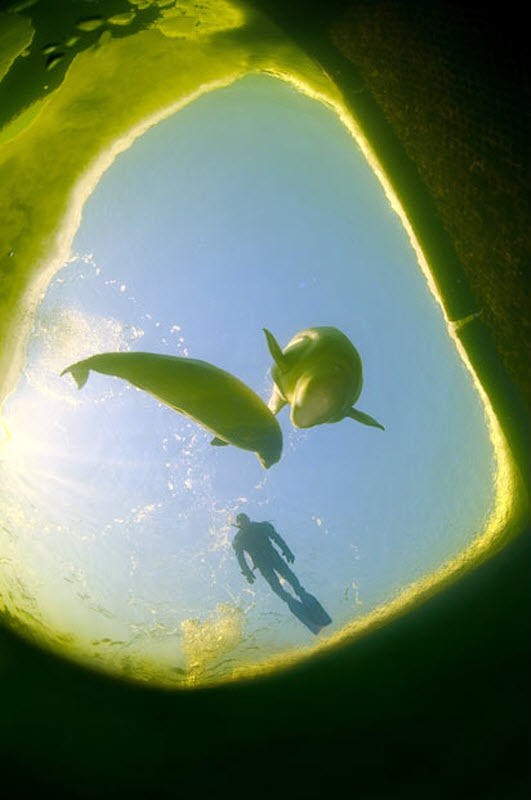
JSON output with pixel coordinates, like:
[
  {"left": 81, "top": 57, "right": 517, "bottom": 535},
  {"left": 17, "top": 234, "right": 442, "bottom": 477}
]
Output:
[{"left": 234, "top": 513, "right": 251, "bottom": 529}]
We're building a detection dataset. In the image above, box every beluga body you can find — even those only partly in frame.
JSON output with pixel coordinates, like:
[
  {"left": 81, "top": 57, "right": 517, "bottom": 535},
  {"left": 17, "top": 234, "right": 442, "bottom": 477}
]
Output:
[
  {"left": 263, "top": 326, "right": 384, "bottom": 431},
  {"left": 61, "top": 351, "right": 283, "bottom": 468}
]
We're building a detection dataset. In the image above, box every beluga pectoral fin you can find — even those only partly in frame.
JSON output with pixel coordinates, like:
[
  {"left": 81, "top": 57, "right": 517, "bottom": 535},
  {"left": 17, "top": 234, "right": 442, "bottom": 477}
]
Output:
[
  {"left": 263, "top": 325, "right": 384, "bottom": 434},
  {"left": 346, "top": 408, "right": 385, "bottom": 430},
  {"left": 61, "top": 351, "right": 283, "bottom": 468},
  {"left": 263, "top": 328, "right": 288, "bottom": 372}
]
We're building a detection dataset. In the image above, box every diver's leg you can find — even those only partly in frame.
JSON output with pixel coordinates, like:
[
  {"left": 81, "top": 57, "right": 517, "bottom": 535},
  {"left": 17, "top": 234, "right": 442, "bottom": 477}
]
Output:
[
  {"left": 260, "top": 566, "right": 323, "bottom": 633},
  {"left": 259, "top": 568, "right": 291, "bottom": 603},
  {"left": 275, "top": 559, "right": 306, "bottom": 599}
]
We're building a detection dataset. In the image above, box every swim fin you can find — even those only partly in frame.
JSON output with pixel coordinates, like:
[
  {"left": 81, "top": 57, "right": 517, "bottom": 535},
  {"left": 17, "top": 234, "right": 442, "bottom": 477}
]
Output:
[
  {"left": 300, "top": 592, "right": 332, "bottom": 628},
  {"left": 286, "top": 596, "right": 323, "bottom": 635}
]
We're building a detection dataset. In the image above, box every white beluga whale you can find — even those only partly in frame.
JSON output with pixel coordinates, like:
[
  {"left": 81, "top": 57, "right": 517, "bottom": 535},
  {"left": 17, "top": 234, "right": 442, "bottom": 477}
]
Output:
[
  {"left": 61, "top": 351, "right": 283, "bottom": 468},
  {"left": 263, "top": 326, "right": 384, "bottom": 431}
]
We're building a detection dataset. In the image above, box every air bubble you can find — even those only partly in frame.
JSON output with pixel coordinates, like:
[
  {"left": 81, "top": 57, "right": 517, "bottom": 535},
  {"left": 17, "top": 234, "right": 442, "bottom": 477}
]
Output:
[
  {"left": 97, "top": 30, "right": 112, "bottom": 47},
  {"left": 76, "top": 17, "right": 105, "bottom": 32},
  {"left": 8, "top": 0, "right": 39, "bottom": 12},
  {"left": 45, "top": 53, "right": 65, "bottom": 71},
  {"left": 108, "top": 12, "right": 136, "bottom": 26}
]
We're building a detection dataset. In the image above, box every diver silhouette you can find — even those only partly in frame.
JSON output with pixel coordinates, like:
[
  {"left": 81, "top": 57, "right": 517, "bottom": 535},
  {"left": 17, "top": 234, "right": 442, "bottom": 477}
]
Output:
[{"left": 232, "top": 513, "right": 332, "bottom": 634}]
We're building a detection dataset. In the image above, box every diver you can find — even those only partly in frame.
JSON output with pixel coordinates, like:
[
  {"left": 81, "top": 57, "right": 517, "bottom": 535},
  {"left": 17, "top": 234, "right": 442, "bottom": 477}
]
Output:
[
  {"left": 231, "top": 513, "right": 332, "bottom": 634},
  {"left": 232, "top": 513, "right": 302, "bottom": 600}
]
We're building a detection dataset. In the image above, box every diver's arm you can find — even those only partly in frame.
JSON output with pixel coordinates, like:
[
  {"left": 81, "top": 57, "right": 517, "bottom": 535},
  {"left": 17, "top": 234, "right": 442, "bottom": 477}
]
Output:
[
  {"left": 233, "top": 543, "right": 255, "bottom": 584},
  {"left": 268, "top": 526, "right": 295, "bottom": 563}
]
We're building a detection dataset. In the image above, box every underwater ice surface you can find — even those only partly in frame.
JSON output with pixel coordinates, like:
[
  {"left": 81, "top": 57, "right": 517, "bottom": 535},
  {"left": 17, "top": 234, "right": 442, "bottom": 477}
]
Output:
[{"left": 0, "top": 75, "right": 496, "bottom": 684}]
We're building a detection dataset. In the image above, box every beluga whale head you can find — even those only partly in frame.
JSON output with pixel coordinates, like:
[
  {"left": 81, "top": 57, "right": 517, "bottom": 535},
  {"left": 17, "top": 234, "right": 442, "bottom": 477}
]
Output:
[{"left": 263, "top": 327, "right": 384, "bottom": 431}]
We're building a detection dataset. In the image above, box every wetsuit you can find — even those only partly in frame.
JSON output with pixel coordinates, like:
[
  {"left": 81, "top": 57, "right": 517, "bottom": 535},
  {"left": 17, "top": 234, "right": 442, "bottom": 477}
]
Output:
[{"left": 233, "top": 521, "right": 304, "bottom": 601}]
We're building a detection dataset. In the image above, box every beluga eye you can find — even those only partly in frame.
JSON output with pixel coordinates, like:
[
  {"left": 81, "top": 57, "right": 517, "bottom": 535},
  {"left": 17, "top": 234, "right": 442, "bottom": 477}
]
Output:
[{"left": 0, "top": 1, "right": 523, "bottom": 690}]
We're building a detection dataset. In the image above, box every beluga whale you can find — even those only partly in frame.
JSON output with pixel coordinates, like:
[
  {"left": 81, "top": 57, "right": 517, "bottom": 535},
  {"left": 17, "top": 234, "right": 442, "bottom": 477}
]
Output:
[
  {"left": 61, "top": 351, "right": 283, "bottom": 468},
  {"left": 263, "top": 326, "right": 384, "bottom": 431}
]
